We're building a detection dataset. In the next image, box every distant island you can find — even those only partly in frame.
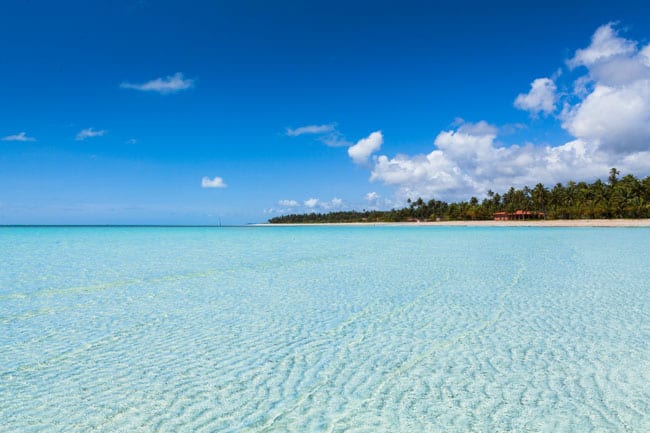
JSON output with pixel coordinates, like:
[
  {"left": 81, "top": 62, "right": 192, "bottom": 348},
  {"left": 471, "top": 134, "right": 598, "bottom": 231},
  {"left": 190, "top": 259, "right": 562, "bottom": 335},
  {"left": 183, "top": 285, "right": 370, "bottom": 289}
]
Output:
[{"left": 269, "top": 169, "right": 650, "bottom": 223}]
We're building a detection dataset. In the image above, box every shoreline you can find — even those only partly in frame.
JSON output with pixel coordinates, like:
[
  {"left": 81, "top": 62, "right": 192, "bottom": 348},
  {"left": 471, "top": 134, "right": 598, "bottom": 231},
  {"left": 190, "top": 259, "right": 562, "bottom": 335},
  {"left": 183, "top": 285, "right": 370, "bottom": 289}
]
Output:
[{"left": 254, "top": 219, "right": 650, "bottom": 227}]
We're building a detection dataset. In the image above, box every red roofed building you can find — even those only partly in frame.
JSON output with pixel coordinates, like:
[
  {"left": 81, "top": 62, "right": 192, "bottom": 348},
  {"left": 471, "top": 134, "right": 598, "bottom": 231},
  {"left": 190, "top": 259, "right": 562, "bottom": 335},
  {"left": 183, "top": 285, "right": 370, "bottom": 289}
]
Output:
[{"left": 493, "top": 210, "right": 545, "bottom": 220}]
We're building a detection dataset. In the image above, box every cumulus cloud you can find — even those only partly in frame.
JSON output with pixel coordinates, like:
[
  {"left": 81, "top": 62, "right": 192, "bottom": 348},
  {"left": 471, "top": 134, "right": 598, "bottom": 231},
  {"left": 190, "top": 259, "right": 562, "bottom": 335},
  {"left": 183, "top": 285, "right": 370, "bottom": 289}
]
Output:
[
  {"left": 300, "top": 197, "right": 346, "bottom": 210},
  {"left": 272, "top": 24, "right": 650, "bottom": 206},
  {"left": 514, "top": 78, "right": 557, "bottom": 116},
  {"left": 370, "top": 124, "right": 484, "bottom": 199},
  {"left": 286, "top": 124, "right": 335, "bottom": 136},
  {"left": 75, "top": 128, "right": 106, "bottom": 141},
  {"left": 562, "top": 81, "right": 650, "bottom": 153},
  {"left": 568, "top": 23, "right": 636, "bottom": 69},
  {"left": 642, "top": 45, "right": 650, "bottom": 67},
  {"left": 304, "top": 198, "right": 319, "bottom": 208},
  {"left": 303, "top": 197, "right": 345, "bottom": 210},
  {"left": 326, "top": 197, "right": 344, "bottom": 209},
  {"left": 361, "top": 23, "right": 650, "bottom": 201},
  {"left": 201, "top": 176, "right": 227, "bottom": 188},
  {"left": 120, "top": 72, "right": 194, "bottom": 94},
  {"left": 370, "top": 124, "right": 614, "bottom": 200},
  {"left": 348, "top": 131, "right": 383, "bottom": 164},
  {"left": 362, "top": 191, "right": 396, "bottom": 209},
  {"left": 368, "top": 123, "right": 650, "bottom": 201},
  {"left": 2, "top": 132, "right": 35, "bottom": 142},
  {"left": 365, "top": 192, "right": 380, "bottom": 202},
  {"left": 267, "top": 197, "right": 346, "bottom": 215},
  {"left": 561, "top": 24, "right": 650, "bottom": 154}
]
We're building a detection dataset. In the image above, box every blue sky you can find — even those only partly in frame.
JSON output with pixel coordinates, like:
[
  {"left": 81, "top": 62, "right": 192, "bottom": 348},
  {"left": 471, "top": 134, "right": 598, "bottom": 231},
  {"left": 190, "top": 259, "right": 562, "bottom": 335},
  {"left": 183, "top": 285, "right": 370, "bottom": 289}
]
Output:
[{"left": 2, "top": 0, "right": 650, "bottom": 224}]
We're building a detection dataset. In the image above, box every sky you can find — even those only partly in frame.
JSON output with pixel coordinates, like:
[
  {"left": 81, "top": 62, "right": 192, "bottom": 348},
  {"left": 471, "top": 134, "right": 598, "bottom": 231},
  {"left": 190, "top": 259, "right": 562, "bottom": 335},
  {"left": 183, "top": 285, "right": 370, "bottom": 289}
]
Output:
[{"left": 2, "top": 0, "right": 650, "bottom": 224}]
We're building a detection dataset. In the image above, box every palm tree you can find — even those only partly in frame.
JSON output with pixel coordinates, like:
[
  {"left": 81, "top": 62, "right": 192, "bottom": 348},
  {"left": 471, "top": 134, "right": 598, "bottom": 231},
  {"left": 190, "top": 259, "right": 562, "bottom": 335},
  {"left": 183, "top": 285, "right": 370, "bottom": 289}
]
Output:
[
  {"left": 532, "top": 183, "right": 548, "bottom": 217},
  {"left": 550, "top": 183, "right": 566, "bottom": 218},
  {"left": 608, "top": 167, "right": 620, "bottom": 185}
]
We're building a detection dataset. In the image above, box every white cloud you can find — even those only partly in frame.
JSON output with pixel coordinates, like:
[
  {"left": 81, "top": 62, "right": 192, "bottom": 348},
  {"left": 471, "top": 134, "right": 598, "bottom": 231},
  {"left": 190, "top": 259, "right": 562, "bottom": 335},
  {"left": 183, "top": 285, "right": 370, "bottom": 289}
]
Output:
[
  {"left": 619, "top": 150, "right": 650, "bottom": 173},
  {"left": 588, "top": 55, "right": 650, "bottom": 86},
  {"left": 120, "top": 72, "right": 194, "bottom": 94},
  {"left": 371, "top": 142, "right": 473, "bottom": 200},
  {"left": 568, "top": 23, "right": 636, "bottom": 69},
  {"left": 561, "top": 25, "right": 650, "bottom": 154},
  {"left": 434, "top": 122, "right": 499, "bottom": 166},
  {"left": 348, "top": 131, "right": 383, "bottom": 164},
  {"left": 318, "top": 131, "right": 352, "bottom": 147},
  {"left": 304, "top": 198, "right": 319, "bottom": 208},
  {"left": 362, "top": 191, "right": 396, "bottom": 210},
  {"left": 562, "top": 81, "right": 650, "bottom": 153},
  {"left": 75, "top": 128, "right": 106, "bottom": 141},
  {"left": 514, "top": 78, "right": 557, "bottom": 116},
  {"left": 455, "top": 120, "right": 499, "bottom": 136},
  {"left": 323, "top": 197, "right": 344, "bottom": 210},
  {"left": 567, "top": 24, "right": 650, "bottom": 86},
  {"left": 286, "top": 124, "right": 335, "bottom": 136},
  {"left": 641, "top": 45, "right": 650, "bottom": 67},
  {"left": 269, "top": 197, "right": 346, "bottom": 215},
  {"left": 201, "top": 176, "right": 227, "bottom": 188},
  {"left": 363, "top": 24, "right": 650, "bottom": 202},
  {"left": 2, "top": 132, "right": 35, "bottom": 142},
  {"left": 572, "top": 75, "right": 593, "bottom": 97},
  {"left": 369, "top": 125, "right": 614, "bottom": 201},
  {"left": 365, "top": 192, "right": 380, "bottom": 202},
  {"left": 272, "top": 24, "right": 650, "bottom": 205},
  {"left": 126, "top": 138, "right": 138, "bottom": 144},
  {"left": 285, "top": 123, "right": 351, "bottom": 147},
  {"left": 300, "top": 197, "right": 345, "bottom": 210}
]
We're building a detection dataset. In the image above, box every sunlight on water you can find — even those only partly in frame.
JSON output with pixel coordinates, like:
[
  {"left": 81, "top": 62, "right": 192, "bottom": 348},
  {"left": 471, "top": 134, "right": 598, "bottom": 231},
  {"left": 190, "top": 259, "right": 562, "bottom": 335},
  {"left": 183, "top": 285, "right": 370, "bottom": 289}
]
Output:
[{"left": 1, "top": 226, "right": 649, "bottom": 432}]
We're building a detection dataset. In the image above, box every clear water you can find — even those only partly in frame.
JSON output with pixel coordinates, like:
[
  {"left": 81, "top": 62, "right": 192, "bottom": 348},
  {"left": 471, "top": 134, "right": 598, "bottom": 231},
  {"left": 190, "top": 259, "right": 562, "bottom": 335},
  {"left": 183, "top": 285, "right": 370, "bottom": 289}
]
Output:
[{"left": 1, "top": 226, "right": 649, "bottom": 433}]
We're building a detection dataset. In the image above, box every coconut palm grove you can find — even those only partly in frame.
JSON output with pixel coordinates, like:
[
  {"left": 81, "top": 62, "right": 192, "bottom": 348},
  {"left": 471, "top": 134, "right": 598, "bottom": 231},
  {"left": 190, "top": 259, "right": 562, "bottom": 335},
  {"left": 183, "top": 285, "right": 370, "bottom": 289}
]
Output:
[{"left": 269, "top": 169, "right": 650, "bottom": 223}]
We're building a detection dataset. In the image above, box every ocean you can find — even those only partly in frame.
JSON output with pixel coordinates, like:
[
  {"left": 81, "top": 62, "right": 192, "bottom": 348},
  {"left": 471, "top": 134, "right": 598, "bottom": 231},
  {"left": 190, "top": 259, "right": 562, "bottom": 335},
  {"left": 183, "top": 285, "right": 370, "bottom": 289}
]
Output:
[{"left": 1, "top": 226, "right": 649, "bottom": 432}]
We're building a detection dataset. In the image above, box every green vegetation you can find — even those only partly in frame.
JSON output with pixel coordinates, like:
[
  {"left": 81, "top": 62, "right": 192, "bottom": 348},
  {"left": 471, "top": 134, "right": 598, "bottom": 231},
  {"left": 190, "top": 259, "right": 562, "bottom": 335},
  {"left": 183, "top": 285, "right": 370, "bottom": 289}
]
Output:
[{"left": 268, "top": 169, "right": 650, "bottom": 223}]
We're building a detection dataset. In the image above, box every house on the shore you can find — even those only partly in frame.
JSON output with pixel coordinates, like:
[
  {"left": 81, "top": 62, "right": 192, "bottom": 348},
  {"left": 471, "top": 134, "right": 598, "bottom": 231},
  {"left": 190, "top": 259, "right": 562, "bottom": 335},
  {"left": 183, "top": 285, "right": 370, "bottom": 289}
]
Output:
[{"left": 493, "top": 210, "right": 545, "bottom": 221}]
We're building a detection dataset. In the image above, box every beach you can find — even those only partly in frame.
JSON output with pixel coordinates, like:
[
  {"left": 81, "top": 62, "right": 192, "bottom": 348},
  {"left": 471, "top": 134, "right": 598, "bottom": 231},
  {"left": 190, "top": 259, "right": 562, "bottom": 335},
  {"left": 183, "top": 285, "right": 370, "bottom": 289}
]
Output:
[{"left": 257, "top": 218, "right": 650, "bottom": 227}]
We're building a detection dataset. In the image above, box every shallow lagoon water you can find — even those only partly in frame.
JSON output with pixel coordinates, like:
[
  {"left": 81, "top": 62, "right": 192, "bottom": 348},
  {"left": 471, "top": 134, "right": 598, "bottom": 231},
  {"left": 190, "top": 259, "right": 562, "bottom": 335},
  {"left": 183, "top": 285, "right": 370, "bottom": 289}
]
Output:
[{"left": 1, "top": 226, "right": 649, "bottom": 432}]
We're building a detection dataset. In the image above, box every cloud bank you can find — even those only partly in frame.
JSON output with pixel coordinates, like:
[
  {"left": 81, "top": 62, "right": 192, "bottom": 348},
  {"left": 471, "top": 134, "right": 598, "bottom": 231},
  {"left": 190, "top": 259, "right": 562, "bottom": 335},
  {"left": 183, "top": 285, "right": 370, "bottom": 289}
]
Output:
[
  {"left": 267, "top": 197, "right": 345, "bottom": 215},
  {"left": 363, "top": 23, "right": 650, "bottom": 201}
]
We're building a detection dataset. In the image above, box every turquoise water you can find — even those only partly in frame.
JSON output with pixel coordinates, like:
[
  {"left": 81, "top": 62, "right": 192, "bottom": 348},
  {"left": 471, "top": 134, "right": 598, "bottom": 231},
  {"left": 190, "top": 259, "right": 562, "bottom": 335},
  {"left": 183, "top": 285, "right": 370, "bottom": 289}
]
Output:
[{"left": 1, "top": 226, "right": 649, "bottom": 432}]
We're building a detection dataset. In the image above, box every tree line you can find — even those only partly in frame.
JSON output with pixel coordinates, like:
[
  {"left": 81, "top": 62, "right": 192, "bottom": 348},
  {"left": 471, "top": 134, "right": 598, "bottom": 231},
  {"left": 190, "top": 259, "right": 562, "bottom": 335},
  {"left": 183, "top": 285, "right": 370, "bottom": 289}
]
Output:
[{"left": 268, "top": 169, "right": 650, "bottom": 223}]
